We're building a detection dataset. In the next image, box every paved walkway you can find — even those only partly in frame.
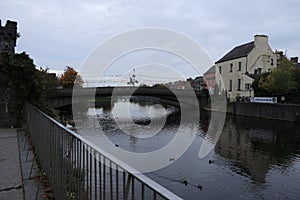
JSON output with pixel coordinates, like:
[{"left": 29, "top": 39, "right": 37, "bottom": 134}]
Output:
[
  {"left": 0, "top": 129, "right": 44, "bottom": 200},
  {"left": 0, "top": 128, "right": 23, "bottom": 200}
]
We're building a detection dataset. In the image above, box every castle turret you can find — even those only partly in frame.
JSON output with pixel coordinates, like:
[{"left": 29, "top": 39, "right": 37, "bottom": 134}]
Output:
[{"left": 0, "top": 20, "right": 18, "bottom": 54}]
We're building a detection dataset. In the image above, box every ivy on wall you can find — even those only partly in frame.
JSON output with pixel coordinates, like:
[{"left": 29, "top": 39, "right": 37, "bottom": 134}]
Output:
[{"left": 0, "top": 52, "right": 52, "bottom": 126}]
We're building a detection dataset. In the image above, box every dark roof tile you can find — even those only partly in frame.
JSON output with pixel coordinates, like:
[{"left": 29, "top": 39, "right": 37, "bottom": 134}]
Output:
[{"left": 215, "top": 41, "right": 255, "bottom": 64}]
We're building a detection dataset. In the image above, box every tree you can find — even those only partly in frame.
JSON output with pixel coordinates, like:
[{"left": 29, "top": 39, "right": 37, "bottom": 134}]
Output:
[
  {"left": 251, "top": 72, "right": 269, "bottom": 96},
  {"left": 258, "top": 56, "right": 296, "bottom": 94},
  {"left": 37, "top": 67, "right": 59, "bottom": 92},
  {"left": 0, "top": 52, "right": 50, "bottom": 125},
  {"left": 59, "top": 66, "right": 83, "bottom": 88}
]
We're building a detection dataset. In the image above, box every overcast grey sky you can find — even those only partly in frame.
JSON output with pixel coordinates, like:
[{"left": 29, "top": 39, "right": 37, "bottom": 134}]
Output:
[{"left": 1, "top": 0, "right": 299, "bottom": 78}]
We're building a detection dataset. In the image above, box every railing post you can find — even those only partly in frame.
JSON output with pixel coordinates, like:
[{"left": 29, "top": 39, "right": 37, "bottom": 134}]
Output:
[
  {"left": 125, "top": 174, "right": 133, "bottom": 200},
  {"left": 25, "top": 105, "right": 182, "bottom": 200}
]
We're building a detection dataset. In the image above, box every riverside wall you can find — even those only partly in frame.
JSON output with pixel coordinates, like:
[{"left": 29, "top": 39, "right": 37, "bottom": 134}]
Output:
[{"left": 233, "top": 102, "right": 300, "bottom": 122}]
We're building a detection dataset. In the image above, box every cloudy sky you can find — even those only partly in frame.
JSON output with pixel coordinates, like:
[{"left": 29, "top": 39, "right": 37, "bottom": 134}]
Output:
[{"left": 1, "top": 0, "right": 299, "bottom": 81}]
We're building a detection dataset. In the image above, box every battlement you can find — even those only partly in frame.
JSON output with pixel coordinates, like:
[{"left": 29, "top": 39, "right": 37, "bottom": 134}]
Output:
[{"left": 0, "top": 19, "right": 18, "bottom": 54}]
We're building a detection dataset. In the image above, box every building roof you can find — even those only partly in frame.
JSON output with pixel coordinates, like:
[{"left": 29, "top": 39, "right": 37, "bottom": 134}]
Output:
[
  {"left": 215, "top": 41, "right": 255, "bottom": 64},
  {"left": 204, "top": 65, "right": 215, "bottom": 75},
  {"left": 193, "top": 76, "right": 204, "bottom": 82}
]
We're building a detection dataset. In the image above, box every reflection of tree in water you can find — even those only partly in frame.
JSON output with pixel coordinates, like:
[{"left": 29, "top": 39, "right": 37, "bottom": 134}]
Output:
[
  {"left": 198, "top": 110, "right": 211, "bottom": 133},
  {"left": 102, "top": 105, "right": 113, "bottom": 113},
  {"left": 129, "top": 96, "right": 161, "bottom": 107},
  {"left": 214, "top": 115, "right": 300, "bottom": 184}
]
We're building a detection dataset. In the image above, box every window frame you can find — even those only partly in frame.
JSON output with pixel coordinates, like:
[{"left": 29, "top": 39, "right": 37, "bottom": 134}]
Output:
[
  {"left": 237, "top": 79, "right": 241, "bottom": 91},
  {"left": 271, "top": 58, "right": 274, "bottom": 66},
  {"left": 245, "top": 83, "right": 251, "bottom": 91},
  {"left": 238, "top": 62, "right": 242, "bottom": 71}
]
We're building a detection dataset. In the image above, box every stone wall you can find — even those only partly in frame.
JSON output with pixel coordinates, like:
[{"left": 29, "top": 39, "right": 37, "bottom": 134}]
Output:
[
  {"left": 0, "top": 19, "right": 17, "bottom": 127},
  {"left": 233, "top": 102, "right": 300, "bottom": 122},
  {"left": 0, "top": 19, "right": 17, "bottom": 54}
]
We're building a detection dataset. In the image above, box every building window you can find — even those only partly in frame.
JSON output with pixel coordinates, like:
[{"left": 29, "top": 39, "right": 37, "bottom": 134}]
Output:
[
  {"left": 219, "top": 66, "right": 222, "bottom": 74},
  {"left": 237, "top": 79, "right": 241, "bottom": 91},
  {"left": 245, "top": 83, "right": 251, "bottom": 91},
  {"left": 238, "top": 62, "right": 242, "bottom": 71},
  {"left": 271, "top": 58, "right": 274, "bottom": 66},
  {"left": 258, "top": 68, "right": 262, "bottom": 74},
  {"left": 230, "top": 63, "right": 233, "bottom": 72},
  {"left": 229, "top": 80, "right": 232, "bottom": 91}
]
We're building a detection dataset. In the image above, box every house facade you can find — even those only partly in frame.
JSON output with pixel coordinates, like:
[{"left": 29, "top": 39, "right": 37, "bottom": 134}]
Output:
[
  {"left": 187, "top": 76, "right": 206, "bottom": 91},
  {"left": 215, "top": 35, "right": 277, "bottom": 101},
  {"left": 193, "top": 76, "right": 205, "bottom": 91},
  {"left": 203, "top": 65, "right": 216, "bottom": 95}
]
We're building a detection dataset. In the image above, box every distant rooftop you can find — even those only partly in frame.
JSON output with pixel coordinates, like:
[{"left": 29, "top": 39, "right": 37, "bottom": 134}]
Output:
[
  {"left": 194, "top": 76, "right": 203, "bottom": 82},
  {"left": 204, "top": 65, "right": 215, "bottom": 74},
  {"left": 215, "top": 41, "right": 255, "bottom": 64}
]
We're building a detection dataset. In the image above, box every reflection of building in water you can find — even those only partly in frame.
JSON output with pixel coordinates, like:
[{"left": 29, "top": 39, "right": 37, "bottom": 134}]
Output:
[{"left": 214, "top": 116, "right": 286, "bottom": 183}]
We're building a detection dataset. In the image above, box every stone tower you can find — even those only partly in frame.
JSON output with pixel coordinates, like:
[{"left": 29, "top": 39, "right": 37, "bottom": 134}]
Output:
[
  {"left": 0, "top": 19, "right": 17, "bottom": 54},
  {"left": 0, "top": 19, "right": 17, "bottom": 127}
]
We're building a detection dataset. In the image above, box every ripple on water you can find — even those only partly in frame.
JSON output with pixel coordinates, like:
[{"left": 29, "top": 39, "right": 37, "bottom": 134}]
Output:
[{"left": 66, "top": 99, "right": 300, "bottom": 200}]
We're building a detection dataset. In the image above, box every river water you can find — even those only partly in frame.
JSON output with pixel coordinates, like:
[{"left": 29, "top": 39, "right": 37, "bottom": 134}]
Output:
[{"left": 66, "top": 96, "right": 300, "bottom": 199}]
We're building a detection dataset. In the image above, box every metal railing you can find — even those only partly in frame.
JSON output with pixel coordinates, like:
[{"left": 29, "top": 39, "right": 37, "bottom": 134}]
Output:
[{"left": 26, "top": 105, "right": 182, "bottom": 200}]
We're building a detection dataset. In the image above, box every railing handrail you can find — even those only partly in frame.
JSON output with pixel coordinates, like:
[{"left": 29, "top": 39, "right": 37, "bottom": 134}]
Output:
[{"left": 30, "top": 105, "right": 182, "bottom": 200}]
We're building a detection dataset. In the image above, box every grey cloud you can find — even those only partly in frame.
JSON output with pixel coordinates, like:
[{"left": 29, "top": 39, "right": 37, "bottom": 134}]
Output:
[{"left": 0, "top": 0, "right": 299, "bottom": 77}]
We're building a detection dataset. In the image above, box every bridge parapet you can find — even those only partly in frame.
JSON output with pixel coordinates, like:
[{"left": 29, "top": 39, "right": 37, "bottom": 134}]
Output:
[{"left": 47, "top": 86, "right": 208, "bottom": 108}]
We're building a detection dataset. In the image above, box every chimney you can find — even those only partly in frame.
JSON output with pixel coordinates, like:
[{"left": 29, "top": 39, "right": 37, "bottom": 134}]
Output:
[
  {"left": 291, "top": 57, "right": 299, "bottom": 64},
  {"left": 254, "top": 34, "right": 269, "bottom": 48}
]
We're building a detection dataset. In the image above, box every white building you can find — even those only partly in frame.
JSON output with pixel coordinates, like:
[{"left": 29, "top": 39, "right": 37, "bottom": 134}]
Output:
[{"left": 215, "top": 35, "right": 277, "bottom": 101}]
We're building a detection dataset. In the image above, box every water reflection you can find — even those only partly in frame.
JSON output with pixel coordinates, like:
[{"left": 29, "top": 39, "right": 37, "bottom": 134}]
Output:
[
  {"left": 60, "top": 98, "right": 300, "bottom": 199},
  {"left": 215, "top": 115, "right": 300, "bottom": 184}
]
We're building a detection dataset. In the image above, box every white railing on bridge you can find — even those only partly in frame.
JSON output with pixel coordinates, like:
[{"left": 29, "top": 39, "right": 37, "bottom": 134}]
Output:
[
  {"left": 26, "top": 105, "right": 182, "bottom": 200},
  {"left": 81, "top": 74, "right": 184, "bottom": 88}
]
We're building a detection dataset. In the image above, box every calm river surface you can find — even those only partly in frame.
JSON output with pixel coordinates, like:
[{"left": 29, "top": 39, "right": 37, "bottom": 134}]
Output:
[{"left": 66, "top": 96, "right": 300, "bottom": 199}]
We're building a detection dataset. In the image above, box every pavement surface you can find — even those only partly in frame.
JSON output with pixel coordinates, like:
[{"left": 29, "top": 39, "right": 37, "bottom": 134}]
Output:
[
  {"left": 0, "top": 129, "right": 44, "bottom": 200},
  {"left": 0, "top": 128, "right": 23, "bottom": 200}
]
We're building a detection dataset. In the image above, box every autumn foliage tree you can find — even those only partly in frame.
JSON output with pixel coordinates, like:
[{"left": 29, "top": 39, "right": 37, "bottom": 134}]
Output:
[{"left": 59, "top": 66, "right": 83, "bottom": 88}]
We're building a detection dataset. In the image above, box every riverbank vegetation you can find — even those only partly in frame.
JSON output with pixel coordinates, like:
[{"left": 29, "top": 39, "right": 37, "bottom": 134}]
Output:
[
  {"left": 0, "top": 52, "right": 54, "bottom": 125},
  {"left": 252, "top": 54, "right": 300, "bottom": 103},
  {"left": 58, "top": 66, "right": 83, "bottom": 89},
  {"left": 0, "top": 51, "right": 86, "bottom": 126}
]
